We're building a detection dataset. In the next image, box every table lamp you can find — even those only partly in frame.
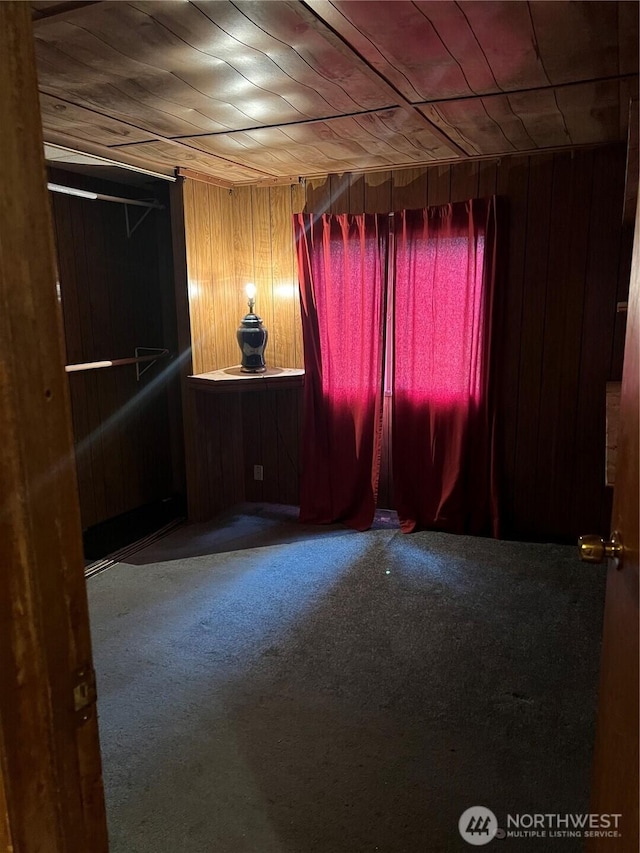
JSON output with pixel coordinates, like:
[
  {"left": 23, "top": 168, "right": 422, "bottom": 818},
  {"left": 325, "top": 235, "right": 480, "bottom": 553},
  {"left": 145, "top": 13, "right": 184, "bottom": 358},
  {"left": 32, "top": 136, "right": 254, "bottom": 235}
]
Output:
[{"left": 237, "top": 283, "right": 268, "bottom": 373}]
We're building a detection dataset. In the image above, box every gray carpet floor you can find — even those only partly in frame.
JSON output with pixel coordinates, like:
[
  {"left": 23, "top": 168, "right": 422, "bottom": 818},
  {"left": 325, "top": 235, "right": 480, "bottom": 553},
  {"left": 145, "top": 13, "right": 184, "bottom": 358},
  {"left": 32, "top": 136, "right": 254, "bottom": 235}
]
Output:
[{"left": 88, "top": 504, "right": 607, "bottom": 853}]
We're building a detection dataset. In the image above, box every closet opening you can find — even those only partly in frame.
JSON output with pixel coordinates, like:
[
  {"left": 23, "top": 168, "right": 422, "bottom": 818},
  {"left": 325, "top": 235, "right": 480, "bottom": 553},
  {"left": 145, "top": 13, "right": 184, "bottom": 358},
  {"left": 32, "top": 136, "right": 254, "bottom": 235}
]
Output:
[{"left": 47, "top": 160, "right": 186, "bottom": 565}]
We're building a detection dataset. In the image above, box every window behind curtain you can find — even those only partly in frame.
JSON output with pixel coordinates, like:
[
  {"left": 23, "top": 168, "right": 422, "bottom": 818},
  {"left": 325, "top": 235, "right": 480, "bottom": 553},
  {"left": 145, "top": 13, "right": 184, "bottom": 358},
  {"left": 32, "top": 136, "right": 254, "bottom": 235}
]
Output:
[
  {"left": 393, "top": 229, "right": 486, "bottom": 406},
  {"left": 391, "top": 200, "right": 498, "bottom": 535},
  {"left": 294, "top": 199, "right": 499, "bottom": 534}
]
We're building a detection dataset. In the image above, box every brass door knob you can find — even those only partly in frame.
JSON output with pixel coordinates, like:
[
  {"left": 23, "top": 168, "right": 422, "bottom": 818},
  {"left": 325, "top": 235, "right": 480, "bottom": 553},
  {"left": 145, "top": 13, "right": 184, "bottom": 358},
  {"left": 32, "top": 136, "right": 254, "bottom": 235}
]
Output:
[{"left": 578, "top": 531, "right": 624, "bottom": 565}]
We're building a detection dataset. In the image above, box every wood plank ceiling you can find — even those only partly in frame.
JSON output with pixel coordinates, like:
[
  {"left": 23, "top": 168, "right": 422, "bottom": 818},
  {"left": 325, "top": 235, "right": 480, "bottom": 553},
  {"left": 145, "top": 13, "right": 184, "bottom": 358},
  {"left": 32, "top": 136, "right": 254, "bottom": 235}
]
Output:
[{"left": 33, "top": 0, "right": 639, "bottom": 186}]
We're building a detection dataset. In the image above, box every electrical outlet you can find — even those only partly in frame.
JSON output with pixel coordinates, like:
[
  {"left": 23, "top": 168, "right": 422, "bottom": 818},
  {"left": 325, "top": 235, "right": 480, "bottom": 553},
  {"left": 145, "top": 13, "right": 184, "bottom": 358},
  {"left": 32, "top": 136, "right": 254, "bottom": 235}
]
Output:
[{"left": 253, "top": 464, "right": 264, "bottom": 481}]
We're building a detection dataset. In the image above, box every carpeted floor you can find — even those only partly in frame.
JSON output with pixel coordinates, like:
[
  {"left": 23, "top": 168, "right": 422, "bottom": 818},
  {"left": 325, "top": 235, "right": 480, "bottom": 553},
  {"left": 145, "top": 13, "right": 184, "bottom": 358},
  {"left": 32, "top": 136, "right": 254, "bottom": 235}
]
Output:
[{"left": 88, "top": 504, "right": 607, "bottom": 853}]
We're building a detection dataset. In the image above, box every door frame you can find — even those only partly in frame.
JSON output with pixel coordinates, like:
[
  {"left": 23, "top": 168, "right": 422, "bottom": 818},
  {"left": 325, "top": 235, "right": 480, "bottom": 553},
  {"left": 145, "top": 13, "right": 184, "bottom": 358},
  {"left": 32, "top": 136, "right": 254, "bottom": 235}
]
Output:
[
  {"left": 588, "top": 182, "right": 640, "bottom": 850},
  {"left": 0, "top": 4, "right": 108, "bottom": 850}
]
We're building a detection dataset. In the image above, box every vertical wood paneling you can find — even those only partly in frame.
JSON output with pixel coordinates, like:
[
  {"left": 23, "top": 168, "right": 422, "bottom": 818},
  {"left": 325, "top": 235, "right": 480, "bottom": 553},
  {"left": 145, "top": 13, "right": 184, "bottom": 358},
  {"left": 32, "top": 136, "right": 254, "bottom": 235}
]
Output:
[
  {"left": 184, "top": 179, "right": 212, "bottom": 372},
  {"left": 182, "top": 147, "right": 630, "bottom": 540},
  {"left": 69, "top": 200, "right": 108, "bottom": 523},
  {"left": 427, "top": 164, "right": 452, "bottom": 206},
  {"left": 84, "top": 203, "right": 123, "bottom": 520},
  {"left": 250, "top": 186, "right": 277, "bottom": 367},
  {"left": 231, "top": 184, "right": 257, "bottom": 369},
  {"left": 552, "top": 150, "right": 595, "bottom": 535},
  {"left": 157, "top": 197, "right": 186, "bottom": 497},
  {"left": 65, "top": 375, "right": 97, "bottom": 527},
  {"left": 391, "top": 167, "right": 428, "bottom": 210},
  {"left": 190, "top": 391, "right": 245, "bottom": 520},
  {"left": 291, "top": 182, "right": 306, "bottom": 215},
  {"left": 200, "top": 391, "right": 221, "bottom": 518},
  {"left": 242, "top": 387, "right": 302, "bottom": 507},
  {"left": 221, "top": 393, "right": 245, "bottom": 507},
  {"left": 242, "top": 389, "right": 264, "bottom": 503},
  {"left": 495, "top": 154, "right": 530, "bottom": 534},
  {"left": 185, "top": 389, "right": 209, "bottom": 521},
  {"left": 53, "top": 195, "right": 97, "bottom": 525},
  {"left": 348, "top": 172, "right": 365, "bottom": 213},
  {"left": 364, "top": 170, "right": 393, "bottom": 213},
  {"left": 210, "top": 393, "right": 243, "bottom": 514},
  {"left": 450, "top": 160, "right": 480, "bottom": 202},
  {"left": 330, "top": 173, "right": 351, "bottom": 214},
  {"left": 535, "top": 152, "right": 575, "bottom": 537},
  {"left": 305, "top": 177, "right": 332, "bottom": 216},
  {"left": 512, "top": 154, "right": 554, "bottom": 533},
  {"left": 207, "top": 185, "right": 234, "bottom": 371},
  {"left": 103, "top": 206, "right": 131, "bottom": 518},
  {"left": 170, "top": 178, "right": 197, "bottom": 519},
  {"left": 572, "top": 146, "right": 626, "bottom": 534},
  {"left": 183, "top": 178, "right": 304, "bottom": 373},
  {"left": 187, "top": 382, "right": 303, "bottom": 519},
  {"left": 274, "top": 386, "right": 303, "bottom": 505},
  {"left": 259, "top": 390, "right": 281, "bottom": 503},
  {"left": 270, "top": 185, "right": 301, "bottom": 369},
  {"left": 478, "top": 159, "right": 498, "bottom": 197}
]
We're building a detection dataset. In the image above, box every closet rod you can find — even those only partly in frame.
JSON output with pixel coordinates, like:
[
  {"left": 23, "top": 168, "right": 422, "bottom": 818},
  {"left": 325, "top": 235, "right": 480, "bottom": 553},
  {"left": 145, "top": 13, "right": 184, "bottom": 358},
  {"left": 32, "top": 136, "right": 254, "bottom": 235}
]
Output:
[
  {"left": 65, "top": 350, "right": 169, "bottom": 373},
  {"left": 47, "top": 182, "right": 163, "bottom": 209}
]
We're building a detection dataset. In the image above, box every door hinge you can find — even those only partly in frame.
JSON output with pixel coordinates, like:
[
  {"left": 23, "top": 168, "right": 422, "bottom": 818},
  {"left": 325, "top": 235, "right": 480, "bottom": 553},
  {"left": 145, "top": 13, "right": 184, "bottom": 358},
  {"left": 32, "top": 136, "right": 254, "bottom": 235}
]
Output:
[{"left": 73, "top": 665, "right": 97, "bottom": 724}]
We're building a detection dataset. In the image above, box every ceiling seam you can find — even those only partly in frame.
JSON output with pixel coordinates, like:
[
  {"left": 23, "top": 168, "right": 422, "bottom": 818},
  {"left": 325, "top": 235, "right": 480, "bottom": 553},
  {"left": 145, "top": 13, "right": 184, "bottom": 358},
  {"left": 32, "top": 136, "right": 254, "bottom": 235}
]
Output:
[{"left": 298, "top": 0, "right": 470, "bottom": 158}]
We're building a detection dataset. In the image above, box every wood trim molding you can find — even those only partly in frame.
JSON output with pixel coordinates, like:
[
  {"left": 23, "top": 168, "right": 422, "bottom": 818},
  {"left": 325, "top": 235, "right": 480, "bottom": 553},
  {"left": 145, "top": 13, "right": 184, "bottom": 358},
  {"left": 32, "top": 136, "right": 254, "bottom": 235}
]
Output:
[
  {"left": 0, "top": 4, "right": 108, "bottom": 850},
  {"left": 293, "top": 140, "right": 623, "bottom": 185},
  {"left": 177, "top": 167, "right": 234, "bottom": 189}
]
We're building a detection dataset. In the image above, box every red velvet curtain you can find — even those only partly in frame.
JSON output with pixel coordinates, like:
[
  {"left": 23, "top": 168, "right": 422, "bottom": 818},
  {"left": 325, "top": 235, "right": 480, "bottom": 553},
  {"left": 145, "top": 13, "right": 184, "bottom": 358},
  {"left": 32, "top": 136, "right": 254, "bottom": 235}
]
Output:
[
  {"left": 392, "top": 199, "right": 499, "bottom": 535},
  {"left": 294, "top": 213, "right": 387, "bottom": 531}
]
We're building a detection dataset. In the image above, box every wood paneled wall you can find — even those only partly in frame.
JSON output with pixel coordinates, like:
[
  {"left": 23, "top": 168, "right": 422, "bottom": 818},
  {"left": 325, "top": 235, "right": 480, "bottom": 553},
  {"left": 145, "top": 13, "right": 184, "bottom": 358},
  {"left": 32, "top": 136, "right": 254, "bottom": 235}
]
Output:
[
  {"left": 180, "top": 145, "right": 631, "bottom": 542},
  {"left": 182, "top": 179, "right": 305, "bottom": 374},
  {"left": 50, "top": 172, "right": 182, "bottom": 530},
  {"left": 303, "top": 145, "right": 631, "bottom": 541},
  {"left": 188, "top": 384, "right": 302, "bottom": 521}
]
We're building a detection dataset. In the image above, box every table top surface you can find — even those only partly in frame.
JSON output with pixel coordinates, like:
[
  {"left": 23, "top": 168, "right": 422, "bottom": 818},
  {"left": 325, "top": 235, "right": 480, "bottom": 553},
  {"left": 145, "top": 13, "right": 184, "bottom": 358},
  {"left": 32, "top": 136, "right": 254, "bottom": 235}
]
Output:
[
  {"left": 188, "top": 366, "right": 304, "bottom": 392},
  {"left": 191, "top": 366, "right": 304, "bottom": 381}
]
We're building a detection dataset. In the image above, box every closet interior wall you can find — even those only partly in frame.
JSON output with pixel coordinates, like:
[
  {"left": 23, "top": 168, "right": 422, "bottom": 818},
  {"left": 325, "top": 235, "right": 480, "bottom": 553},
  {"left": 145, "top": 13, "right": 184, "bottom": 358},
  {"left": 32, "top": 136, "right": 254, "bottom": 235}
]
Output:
[{"left": 49, "top": 169, "right": 184, "bottom": 531}]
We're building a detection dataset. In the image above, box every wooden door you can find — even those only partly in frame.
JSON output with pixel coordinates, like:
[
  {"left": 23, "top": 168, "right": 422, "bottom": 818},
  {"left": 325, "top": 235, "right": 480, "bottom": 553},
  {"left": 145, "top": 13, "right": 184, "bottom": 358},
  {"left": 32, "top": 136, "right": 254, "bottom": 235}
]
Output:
[
  {"left": 588, "top": 190, "right": 640, "bottom": 850},
  {"left": 0, "top": 4, "right": 109, "bottom": 851}
]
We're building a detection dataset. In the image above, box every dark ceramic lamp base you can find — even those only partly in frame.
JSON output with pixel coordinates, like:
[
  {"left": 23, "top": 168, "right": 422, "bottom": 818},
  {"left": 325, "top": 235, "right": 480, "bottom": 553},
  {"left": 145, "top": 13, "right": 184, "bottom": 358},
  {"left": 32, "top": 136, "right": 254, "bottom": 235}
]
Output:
[{"left": 237, "top": 311, "right": 268, "bottom": 374}]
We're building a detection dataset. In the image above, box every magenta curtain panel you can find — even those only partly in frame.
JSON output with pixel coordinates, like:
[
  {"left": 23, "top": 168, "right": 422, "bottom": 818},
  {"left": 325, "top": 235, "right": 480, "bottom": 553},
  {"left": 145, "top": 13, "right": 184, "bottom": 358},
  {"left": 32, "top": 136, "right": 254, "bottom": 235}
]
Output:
[
  {"left": 391, "top": 199, "right": 499, "bottom": 534},
  {"left": 293, "top": 213, "right": 387, "bottom": 531}
]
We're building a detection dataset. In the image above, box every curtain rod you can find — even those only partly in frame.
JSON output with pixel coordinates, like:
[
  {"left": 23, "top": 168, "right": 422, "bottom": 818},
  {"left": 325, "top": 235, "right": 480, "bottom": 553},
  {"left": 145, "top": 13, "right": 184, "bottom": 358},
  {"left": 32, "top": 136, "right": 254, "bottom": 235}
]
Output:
[{"left": 47, "top": 182, "right": 163, "bottom": 209}]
